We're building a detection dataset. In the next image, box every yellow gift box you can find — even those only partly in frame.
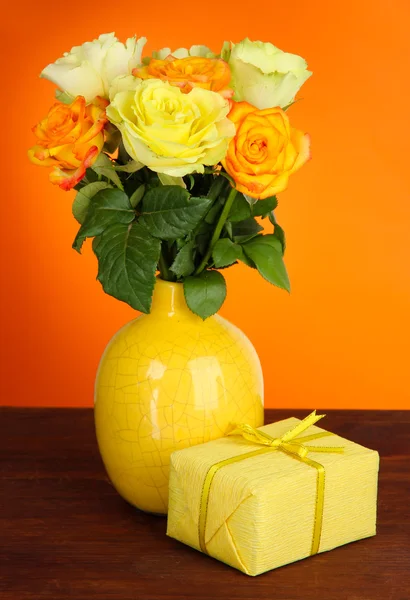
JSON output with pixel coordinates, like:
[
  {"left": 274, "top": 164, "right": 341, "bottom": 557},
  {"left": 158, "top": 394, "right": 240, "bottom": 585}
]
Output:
[{"left": 166, "top": 411, "right": 379, "bottom": 576}]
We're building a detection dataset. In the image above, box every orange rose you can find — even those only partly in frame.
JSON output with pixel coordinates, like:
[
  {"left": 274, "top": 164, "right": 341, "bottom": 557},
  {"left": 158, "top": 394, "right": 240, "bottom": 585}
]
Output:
[
  {"left": 133, "top": 56, "right": 233, "bottom": 98},
  {"left": 223, "top": 102, "right": 311, "bottom": 199},
  {"left": 28, "top": 96, "right": 108, "bottom": 191}
]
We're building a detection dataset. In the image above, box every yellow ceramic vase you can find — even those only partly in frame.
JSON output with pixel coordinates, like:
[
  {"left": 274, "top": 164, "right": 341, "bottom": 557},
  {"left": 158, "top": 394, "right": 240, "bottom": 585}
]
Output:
[{"left": 94, "top": 278, "right": 264, "bottom": 514}]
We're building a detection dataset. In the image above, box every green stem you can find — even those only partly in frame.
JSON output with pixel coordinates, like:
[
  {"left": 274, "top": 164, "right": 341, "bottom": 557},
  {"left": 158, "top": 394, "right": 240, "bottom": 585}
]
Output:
[
  {"left": 158, "top": 246, "right": 174, "bottom": 282},
  {"left": 190, "top": 176, "right": 228, "bottom": 241},
  {"left": 195, "top": 186, "right": 238, "bottom": 275}
]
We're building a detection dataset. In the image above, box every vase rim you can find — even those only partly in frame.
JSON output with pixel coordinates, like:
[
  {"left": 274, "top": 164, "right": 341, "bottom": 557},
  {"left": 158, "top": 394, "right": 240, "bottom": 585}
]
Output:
[
  {"left": 151, "top": 276, "right": 192, "bottom": 318},
  {"left": 155, "top": 276, "right": 183, "bottom": 288}
]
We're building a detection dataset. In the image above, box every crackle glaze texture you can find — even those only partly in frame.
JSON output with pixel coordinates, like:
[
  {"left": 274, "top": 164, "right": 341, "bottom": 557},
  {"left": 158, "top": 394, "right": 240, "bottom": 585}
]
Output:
[{"left": 94, "top": 279, "right": 264, "bottom": 514}]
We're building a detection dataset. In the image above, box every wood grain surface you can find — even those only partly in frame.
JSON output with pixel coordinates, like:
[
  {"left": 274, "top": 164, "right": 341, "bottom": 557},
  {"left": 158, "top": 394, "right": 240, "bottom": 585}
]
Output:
[{"left": 1, "top": 408, "right": 409, "bottom": 600}]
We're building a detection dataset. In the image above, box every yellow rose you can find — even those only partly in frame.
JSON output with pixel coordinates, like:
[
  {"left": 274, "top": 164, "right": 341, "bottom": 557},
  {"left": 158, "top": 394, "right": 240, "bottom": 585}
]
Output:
[
  {"left": 106, "top": 79, "right": 235, "bottom": 176},
  {"left": 28, "top": 96, "right": 107, "bottom": 190},
  {"left": 223, "top": 102, "right": 310, "bottom": 199}
]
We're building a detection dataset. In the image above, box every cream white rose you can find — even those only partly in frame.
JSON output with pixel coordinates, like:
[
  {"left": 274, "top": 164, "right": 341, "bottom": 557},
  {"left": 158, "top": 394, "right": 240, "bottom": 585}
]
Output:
[
  {"left": 222, "top": 38, "right": 312, "bottom": 109},
  {"left": 148, "top": 45, "right": 215, "bottom": 61},
  {"left": 108, "top": 75, "right": 138, "bottom": 101},
  {"left": 41, "top": 32, "right": 147, "bottom": 103},
  {"left": 106, "top": 79, "right": 235, "bottom": 177}
]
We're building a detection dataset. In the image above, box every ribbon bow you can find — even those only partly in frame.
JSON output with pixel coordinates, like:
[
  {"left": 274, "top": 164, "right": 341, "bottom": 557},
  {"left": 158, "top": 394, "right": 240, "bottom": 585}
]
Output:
[{"left": 227, "top": 410, "right": 344, "bottom": 459}]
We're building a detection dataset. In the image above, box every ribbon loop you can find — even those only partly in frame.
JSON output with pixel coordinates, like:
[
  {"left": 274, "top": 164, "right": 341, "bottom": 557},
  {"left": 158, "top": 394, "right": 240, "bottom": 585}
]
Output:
[
  {"left": 228, "top": 424, "right": 273, "bottom": 447},
  {"left": 227, "top": 410, "right": 341, "bottom": 460}
]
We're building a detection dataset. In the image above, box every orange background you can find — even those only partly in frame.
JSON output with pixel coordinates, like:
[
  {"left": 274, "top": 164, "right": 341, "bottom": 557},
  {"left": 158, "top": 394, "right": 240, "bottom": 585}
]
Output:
[{"left": 1, "top": 0, "right": 409, "bottom": 409}]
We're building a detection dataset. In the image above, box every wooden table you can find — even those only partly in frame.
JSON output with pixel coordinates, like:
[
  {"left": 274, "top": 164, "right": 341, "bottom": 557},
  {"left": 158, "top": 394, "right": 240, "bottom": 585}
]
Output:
[{"left": 1, "top": 408, "right": 409, "bottom": 600}]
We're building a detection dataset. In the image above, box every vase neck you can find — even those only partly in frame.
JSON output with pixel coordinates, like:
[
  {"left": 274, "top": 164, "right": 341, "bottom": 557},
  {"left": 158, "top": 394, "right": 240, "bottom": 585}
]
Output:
[{"left": 150, "top": 278, "right": 194, "bottom": 318}]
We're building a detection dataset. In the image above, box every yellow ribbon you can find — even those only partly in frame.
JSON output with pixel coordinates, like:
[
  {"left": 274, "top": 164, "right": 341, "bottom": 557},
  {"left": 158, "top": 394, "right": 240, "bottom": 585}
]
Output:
[{"left": 198, "top": 410, "right": 344, "bottom": 557}]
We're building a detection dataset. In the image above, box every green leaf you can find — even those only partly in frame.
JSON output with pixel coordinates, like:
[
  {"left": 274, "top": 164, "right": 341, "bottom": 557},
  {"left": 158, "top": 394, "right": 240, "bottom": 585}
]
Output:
[
  {"left": 92, "top": 235, "right": 101, "bottom": 253},
  {"left": 239, "top": 251, "right": 256, "bottom": 268},
  {"left": 195, "top": 221, "right": 213, "bottom": 255},
  {"left": 74, "top": 168, "right": 99, "bottom": 190},
  {"left": 55, "top": 89, "right": 74, "bottom": 104},
  {"left": 113, "top": 160, "right": 144, "bottom": 173},
  {"left": 170, "top": 241, "right": 195, "bottom": 278},
  {"left": 252, "top": 196, "right": 278, "bottom": 218},
  {"left": 243, "top": 194, "right": 257, "bottom": 207},
  {"left": 282, "top": 101, "right": 295, "bottom": 111},
  {"left": 186, "top": 174, "right": 195, "bottom": 190},
  {"left": 232, "top": 218, "right": 264, "bottom": 243},
  {"left": 212, "top": 238, "right": 243, "bottom": 268},
  {"left": 72, "top": 182, "right": 112, "bottom": 224},
  {"left": 94, "top": 222, "right": 161, "bottom": 313},
  {"left": 73, "top": 189, "right": 135, "bottom": 253},
  {"left": 157, "top": 173, "right": 187, "bottom": 188},
  {"left": 130, "top": 184, "right": 145, "bottom": 208},
  {"left": 242, "top": 234, "right": 290, "bottom": 291},
  {"left": 274, "top": 223, "right": 286, "bottom": 254},
  {"left": 228, "top": 193, "right": 251, "bottom": 222},
  {"left": 84, "top": 168, "right": 99, "bottom": 183},
  {"left": 224, "top": 221, "right": 233, "bottom": 240},
  {"left": 269, "top": 212, "right": 286, "bottom": 254},
  {"left": 282, "top": 98, "right": 301, "bottom": 111},
  {"left": 92, "top": 153, "right": 124, "bottom": 190},
  {"left": 145, "top": 174, "right": 162, "bottom": 191},
  {"left": 184, "top": 270, "right": 227, "bottom": 319},
  {"left": 140, "top": 186, "right": 211, "bottom": 240}
]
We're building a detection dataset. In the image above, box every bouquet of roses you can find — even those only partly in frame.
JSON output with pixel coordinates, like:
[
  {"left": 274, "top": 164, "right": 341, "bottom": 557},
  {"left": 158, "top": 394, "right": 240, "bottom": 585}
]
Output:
[{"left": 29, "top": 33, "right": 311, "bottom": 319}]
